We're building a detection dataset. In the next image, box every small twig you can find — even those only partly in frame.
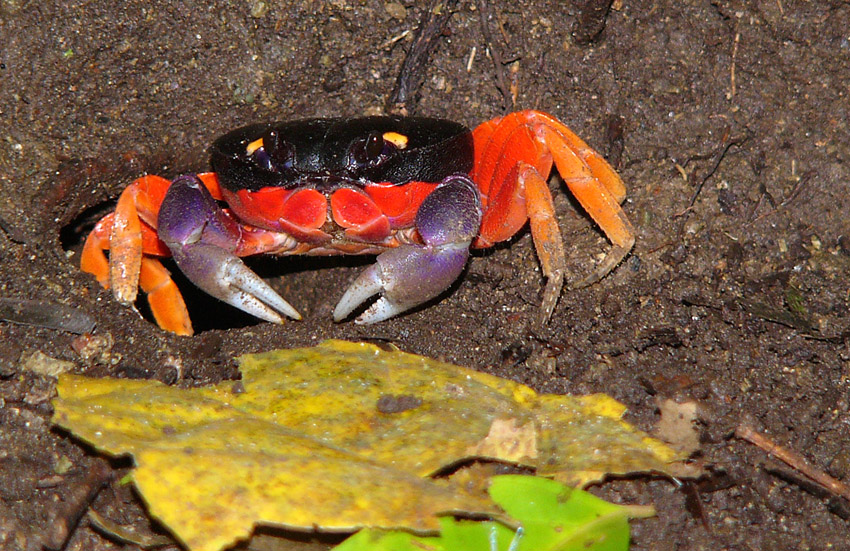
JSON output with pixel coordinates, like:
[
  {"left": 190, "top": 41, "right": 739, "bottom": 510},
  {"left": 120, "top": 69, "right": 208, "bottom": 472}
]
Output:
[
  {"left": 45, "top": 460, "right": 112, "bottom": 550},
  {"left": 377, "top": 29, "right": 410, "bottom": 51},
  {"left": 645, "top": 240, "right": 674, "bottom": 256},
  {"left": 386, "top": 0, "right": 459, "bottom": 116},
  {"left": 748, "top": 181, "right": 777, "bottom": 220},
  {"left": 736, "top": 424, "right": 850, "bottom": 503},
  {"left": 0, "top": 214, "right": 30, "bottom": 244},
  {"left": 466, "top": 45, "right": 477, "bottom": 72},
  {"left": 674, "top": 131, "right": 747, "bottom": 217},
  {"left": 736, "top": 298, "right": 813, "bottom": 332},
  {"left": 88, "top": 510, "right": 174, "bottom": 549},
  {"left": 0, "top": 297, "right": 96, "bottom": 334},
  {"left": 477, "top": 0, "right": 513, "bottom": 111},
  {"left": 748, "top": 172, "right": 812, "bottom": 224},
  {"left": 726, "top": 30, "right": 740, "bottom": 100},
  {"left": 778, "top": 173, "right": 811, "bottom": 208}
]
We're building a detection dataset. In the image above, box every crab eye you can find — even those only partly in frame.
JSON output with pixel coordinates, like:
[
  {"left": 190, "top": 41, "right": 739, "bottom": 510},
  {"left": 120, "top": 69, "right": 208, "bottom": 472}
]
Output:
[
  {"left": 248, "top": 130, "right": 296, "bottom": 172},
  {"left": 347, "top": 131, "right": 408, "bottom": 172},
  {"left": 263, "top": 129, "right": 296, "bottom": 170},
  {"left": 365, "top": 133, "right": 384, "bottom": 159},
  {"left": 348, "top": 132, "right": 386, "bottom": 168}
]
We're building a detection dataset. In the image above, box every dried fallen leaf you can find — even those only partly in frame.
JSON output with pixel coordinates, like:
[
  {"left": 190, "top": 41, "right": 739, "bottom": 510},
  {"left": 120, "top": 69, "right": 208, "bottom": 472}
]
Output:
[
  {"left": 20, "top": 349, "right": 74, "bottom": 378},
  {"left": 656, "top": 398, "right": 701, "bottom": 455},
  {"left": 54, "top": 377, "right": 497, "bottom": 551},
  {"left": 53, "top": 340, "right": 687, "bottom": 551},
  {"left": 466, "top": 418, "right": 538, "bottom": 461}
]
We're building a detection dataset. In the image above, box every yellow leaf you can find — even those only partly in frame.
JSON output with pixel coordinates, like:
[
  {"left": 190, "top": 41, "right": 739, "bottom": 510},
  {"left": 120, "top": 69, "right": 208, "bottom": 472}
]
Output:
[
  {"left": 131, "top": 418, "right": 494, "bottom": 551},
  {"left": 52, "top": 340, "right": 688, "bottom": 551},
  {"left": 207, "top": 340, "right": 540, "bottom": 475},
  {"left": 533, "top": 393, "right": 682, "bottom": 486}
]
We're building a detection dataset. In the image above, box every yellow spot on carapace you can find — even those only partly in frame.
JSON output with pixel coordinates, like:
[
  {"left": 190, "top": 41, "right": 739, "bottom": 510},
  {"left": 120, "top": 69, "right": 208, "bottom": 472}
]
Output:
[
  {"left": 382, "top": 132, "right": 408, "bottom": 149},
  {"left": 246, "top": 138, "right": 264, "bottom": 155}
]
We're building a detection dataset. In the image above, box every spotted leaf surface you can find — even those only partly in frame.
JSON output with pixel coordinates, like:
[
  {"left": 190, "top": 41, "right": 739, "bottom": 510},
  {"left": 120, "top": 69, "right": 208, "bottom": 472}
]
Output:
[{"left": 52, "top": 340, "right": 684, "bottom": 551}]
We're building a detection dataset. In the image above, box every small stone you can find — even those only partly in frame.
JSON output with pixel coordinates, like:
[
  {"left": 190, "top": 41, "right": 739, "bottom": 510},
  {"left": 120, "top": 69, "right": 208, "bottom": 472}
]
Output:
[
  {"left": 54, "top": 455, "right": 74, "bottom": 475},
  {"left": 250, "top": 0, "right": 268, "bottom": 18},
  {"left": 19, "top": 350, "right": 73, "bottom": 378},
  {"left": 384, "top": 2, "right": 407, "bottom": 20}
]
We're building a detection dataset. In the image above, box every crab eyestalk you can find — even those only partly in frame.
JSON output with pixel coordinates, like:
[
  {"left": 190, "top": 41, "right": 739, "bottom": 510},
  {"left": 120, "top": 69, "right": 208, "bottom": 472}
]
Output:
[
  {"left": 333, "top": 174, "right": 482, "bottom": 324},
  {"left": 157, "top": 175, "right": 301, "bottom": 324}
]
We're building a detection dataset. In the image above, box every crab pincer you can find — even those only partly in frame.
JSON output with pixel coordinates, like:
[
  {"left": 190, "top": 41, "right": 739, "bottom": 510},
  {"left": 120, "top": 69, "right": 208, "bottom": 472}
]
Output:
[
  {"left": 157, "top": 175, "right": 301, "bottom": 324},
  {"left": 333, "top": 174, "right": 481, "bottom": 324}
]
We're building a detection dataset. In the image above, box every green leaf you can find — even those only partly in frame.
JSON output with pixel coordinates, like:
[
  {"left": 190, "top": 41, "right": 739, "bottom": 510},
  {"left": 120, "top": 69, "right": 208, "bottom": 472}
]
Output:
[{"left": 335, "top": 475, "right": 652, "bottom": 551}]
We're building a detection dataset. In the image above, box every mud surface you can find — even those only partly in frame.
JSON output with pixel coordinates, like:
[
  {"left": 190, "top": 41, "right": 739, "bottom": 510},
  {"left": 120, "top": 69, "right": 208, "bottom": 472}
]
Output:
[{"left": 2, "top": 1, "right": 850, "bottom": 549}]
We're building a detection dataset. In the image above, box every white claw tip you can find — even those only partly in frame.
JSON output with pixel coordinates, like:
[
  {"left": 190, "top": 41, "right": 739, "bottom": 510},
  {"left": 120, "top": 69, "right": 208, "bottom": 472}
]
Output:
[{"left": 333, "top": 264, "right": 385, "bottom": 322}]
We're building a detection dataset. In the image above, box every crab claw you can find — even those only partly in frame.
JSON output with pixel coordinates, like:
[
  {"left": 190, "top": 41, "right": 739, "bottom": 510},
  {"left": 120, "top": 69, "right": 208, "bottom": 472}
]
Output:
[
  {"left": 158, "top": 175, "right": 301, "bottom": 324},
  {"left": 334, "top": 174, "right": 481, "bottom": 324}
]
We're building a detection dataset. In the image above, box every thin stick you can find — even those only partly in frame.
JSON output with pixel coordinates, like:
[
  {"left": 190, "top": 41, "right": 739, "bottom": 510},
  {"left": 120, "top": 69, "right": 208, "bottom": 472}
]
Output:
[
  {"left": 466, "top": 46, "right": 477, "bottom": 72},
  {"left": 386, "top": 0, "right": 459, "bottom": 116},
  {"left": 674, "top": 131, "right": 746, "bottom": 216},
  {"left": 477, "top": 0, "right": 513, "bottom": 111},
  {"left": 378, "top": 29, "right": 411, "bottom": 51},
  {"left": 736, "top": 424, "right": 850, "bottom": 502},
  {"left": 727, "top": 30, "right": 740, "bottom": 100},
  {"left": 748, "top": 172, "right": 812, "bottom": 224}
]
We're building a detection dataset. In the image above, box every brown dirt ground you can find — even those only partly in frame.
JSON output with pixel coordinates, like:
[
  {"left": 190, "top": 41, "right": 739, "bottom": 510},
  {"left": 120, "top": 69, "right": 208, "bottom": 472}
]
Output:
[{"left": 1, "top": 0, "right": 850, "bottom": 549}]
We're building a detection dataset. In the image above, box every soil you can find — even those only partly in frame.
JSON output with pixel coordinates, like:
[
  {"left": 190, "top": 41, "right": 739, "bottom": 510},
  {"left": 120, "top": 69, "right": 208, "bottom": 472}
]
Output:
[{"left": 1, "top": 0, "right": 849, "bottom": 549}]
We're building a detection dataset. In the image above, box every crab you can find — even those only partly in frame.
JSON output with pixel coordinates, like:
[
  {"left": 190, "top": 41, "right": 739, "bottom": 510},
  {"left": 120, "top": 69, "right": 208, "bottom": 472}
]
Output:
[{"left": 80, "top": 110, "right": 635, "bottom": 335}]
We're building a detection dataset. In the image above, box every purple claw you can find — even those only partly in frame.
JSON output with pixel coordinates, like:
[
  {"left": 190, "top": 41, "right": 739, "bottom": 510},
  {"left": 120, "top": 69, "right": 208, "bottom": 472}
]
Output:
[
  {"left": 333, "top": 243, "right": 472, "bottom": 323},
  {"left": 334, "top": 174, "right": 482, "bottom": 324},
  {"left": 157, "top": 175, "right": 301, "bottom": 323}
]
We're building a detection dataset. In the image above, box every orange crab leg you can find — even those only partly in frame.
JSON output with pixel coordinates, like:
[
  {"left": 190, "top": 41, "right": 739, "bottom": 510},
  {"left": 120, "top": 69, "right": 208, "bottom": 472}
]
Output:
[
  {"left": 80, "top": 215, "right": 115, "bottom": 288},
  {"left": 108, "top": 183, "right": 145, "bottom": 305},
  {"left": 470, "top": 110, "right": 634, "bottom": 322},
  {"left": 471, "top": 114, "right": 552, "bottom": 245},
  {"left": 520, "top": 162, "right": 566, "bottom": 323},
  {"left": 531, "top": 111, "right": 627, "bottom": 202},
  {"left": 80, "top": 212, "right": 173, "bottom": 286},
  {"left": 139, "top": 257, "right": 193, "bottom": 336},
  {"left": 537, "top": 122, "right": 634, "bottom": 286},
  {"left": 80, "top": 173, "right": 223, "bottom": 335}
]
